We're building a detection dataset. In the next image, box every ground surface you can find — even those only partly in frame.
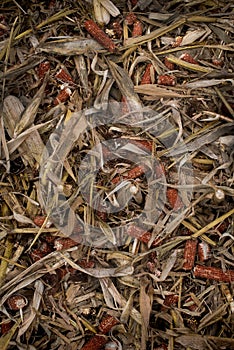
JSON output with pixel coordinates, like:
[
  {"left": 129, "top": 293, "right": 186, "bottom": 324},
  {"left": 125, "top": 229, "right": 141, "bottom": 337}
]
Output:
[{"left": 0, "top": 1, "right": 234, "bottom": 349}]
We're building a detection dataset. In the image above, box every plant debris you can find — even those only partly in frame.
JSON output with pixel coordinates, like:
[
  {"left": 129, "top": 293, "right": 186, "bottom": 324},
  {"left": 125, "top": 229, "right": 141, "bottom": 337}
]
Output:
[{"left": 0, "top": 1, "right": 234, "bottom": 349}]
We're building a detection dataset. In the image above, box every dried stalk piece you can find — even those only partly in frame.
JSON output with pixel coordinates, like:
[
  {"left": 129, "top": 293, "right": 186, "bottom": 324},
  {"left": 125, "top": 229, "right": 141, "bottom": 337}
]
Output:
[
  {"left": 183, "top": 239, "right": 198, "bottom": 270},
  {"left": 194, "top": 265, "right": 234, "bottom": 282},
  {"left": 166, "top": 188, "right": 184, "bottom": 210},
  {"left": 3, "top": 95, "right": 45, "bottom": 166},
  {"left": 84, "top": 19, "right": 116, "bottom": 52},
  {"left": 93, "top": 0, "right": 110, "bottom": 25}
]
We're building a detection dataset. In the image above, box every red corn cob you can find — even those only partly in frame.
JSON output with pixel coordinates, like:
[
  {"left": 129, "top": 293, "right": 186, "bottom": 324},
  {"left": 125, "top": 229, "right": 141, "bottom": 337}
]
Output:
[
  {"left": 127, "top": 225, "right": 160, "bottom": 246},
  {"left": 125, "top": 12, "right": 137, "bottom": 25},
  {"left": 132, "top": 20, "right": 143, "bottom": 37},
  {"left": 55, "top": 68, "right": 75, "bottom": 85},
  {"left": 163, "top": 294, "right": 179, "bottom": 308},
  {"left": 194, "top": 265, "right": 234, "bottom": 282},
  {"left": 183, "top": 239, "right": 198, "bottom": 270},
  {"left": 33, "top": 215, "right": 46, "bottom": 227},
  {"left": 198, "top": 241, "right": 211, "bottom": 262},
  {"left": 112, "top": 20, "right": 122, "bottom": 38},
  {"left": 84, "top": 20, "right": 116, "bottom": 53},
  {"left": 172, "top": 36, "right": 182, "bottom": 47},
  {"left": 164, "top": 57, "right": 175, "bottom": 70},
  {"left": 37, "top": 61, "right": 50, "bottom": 80},
  {"left": 80, "top": 334, "right": 107, "bottom": 350},
  {"left": 54, "top": 237, "right": 78, "bottom": 250},
  {"left": 98, "top": 315, "right": 119, "bottom": 334},
  {"left": 141, "top": 63, "right": 153, "bottom": 85},
  {"left": 166, "top": 188, "right": 184, "bottom": 210},
  {"left": 157, "top": 74, "right": 176, "bottom": 86},
  {"left": 112, "top": 164, "right": 147, "bottom": 184},
  {"left": 128, "top": 139, "right": 153, "bottom": 152},
  {"left": 180, "top": 53, "right": 198, "bottom": 65},
  {"left": 53, "top": 87, "right": 72, "bottom": 105}
]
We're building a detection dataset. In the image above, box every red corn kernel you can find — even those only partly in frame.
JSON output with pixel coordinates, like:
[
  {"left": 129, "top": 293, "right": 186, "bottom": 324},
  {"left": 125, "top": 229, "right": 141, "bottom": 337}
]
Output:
[
  {"left": 183, "top": 239, "right": 198, "bottom": 270},
  {"left": 132, "top": 20, "right": 143, "bottom": 37},
  {"left": 198, "top": 241, "right": 211, "bottom": 262},
  {"left": 172, "top": 36, "right": 182, "bottom": 47},
  {"left": 194, "top": 265, "right": 234, "bottom": 282},
  {"left": 84, "top": 19, "right": 116, "bottom": 53},
  {"left": 98, "top": 315, "right": 119, "bottom": 334},
  {"left": 54, "top": 237, "right": 78, "bottom": 250},
  {"left": 81, "top": 334, "right": 107, "bottom": 350},
  {"left": 131, "top": 0, "right": 138, "bottom": 5},
  {"left": 157, "top": 74, "right": 176, "bottom": 86},
  {"left": 164, "top": 57, "right": 175, "bottom": 70},
  {"left": 125, "top": 12, "right": 137, "bottom": 25},
  {"left": 180, "top": 53, "right": 198, "bottom": 64},
  {"left": 141, "top": 63, "right": 154, "bottom": 85},
  {"left": 30, "top": 242, "right": 52, "bottom": 262},
  {"left": 53, "top": 87, "right": 72, "bottom": 105},
  {"left": 37, "top": 61, "right": 50, "bottom": 80},
  {"left": 55, "top": 68, "right": 75, "bottom": 86},
  {"left": 166, "top": 188, "right": 184, "bottom": 210}
]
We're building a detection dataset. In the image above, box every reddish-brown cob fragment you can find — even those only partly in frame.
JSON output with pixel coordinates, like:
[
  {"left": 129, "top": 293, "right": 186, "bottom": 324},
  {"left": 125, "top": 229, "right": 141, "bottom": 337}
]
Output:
[
  {"left": 180, "top": 53, "right": 198, "bottom": 64},
  {"left": 80, "top": 334, "right": 107, "bottom": 350},
  {"left": 194, "top": 265, "right": 234, "bottom": 282},
  {"left": 112, "top": 164, "right": 147, "bottom": 184},
  {"left": 132, "top": 20, "right": 143, "bottom": 37},
  {"left": 166, "top": 188, "right": 184, "bottom": 210},
  {"left": 183, "top": 239, "right": 198, "bottom": 270},
  {"left": 141, "top": 63, "right": 153, "bottom": 85},
  {"left": 84, "top": 19, "right": 116, "bottom": 53},
  {"left": 98, "top": 315, "right": 119, "bottom": 334}
]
